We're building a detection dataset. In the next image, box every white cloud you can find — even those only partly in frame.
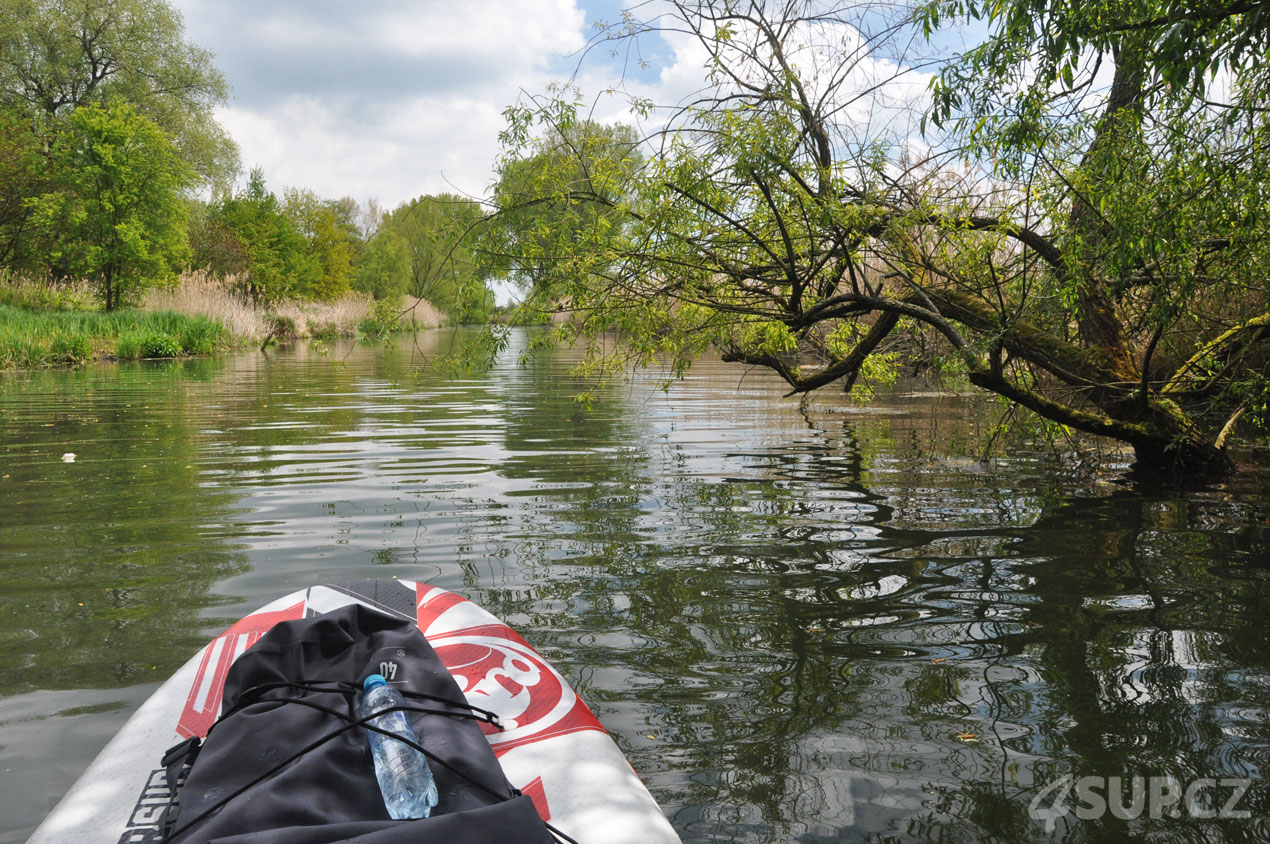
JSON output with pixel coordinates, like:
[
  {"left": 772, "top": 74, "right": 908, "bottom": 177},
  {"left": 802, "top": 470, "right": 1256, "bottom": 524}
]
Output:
[
  {"left": 171, "top": 0, "right": 934, "bottom": 209},
  {"left": 172, "top": 0, "right": 592, "bottom": 207}
]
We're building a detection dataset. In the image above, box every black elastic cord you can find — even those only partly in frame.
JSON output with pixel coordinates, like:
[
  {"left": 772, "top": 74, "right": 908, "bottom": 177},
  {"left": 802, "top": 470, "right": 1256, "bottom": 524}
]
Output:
[
  {"left": 163, "top": 708, "right": 382, "bottom": 841},
  {"left": 163, "top": 681, "right": 577, "bottom": 844},
  {"left": 216, "top": 679, "right": 503, "bottom": 731},
  {"left": 544, "top": 820, "right": 583, "bottom": 844}
]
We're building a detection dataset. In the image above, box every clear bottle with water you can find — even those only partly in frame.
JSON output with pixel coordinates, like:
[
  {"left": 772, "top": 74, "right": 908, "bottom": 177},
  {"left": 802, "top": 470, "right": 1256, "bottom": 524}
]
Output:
[{"left": 360, "top": 673, "right": 439, "bottom": 819}]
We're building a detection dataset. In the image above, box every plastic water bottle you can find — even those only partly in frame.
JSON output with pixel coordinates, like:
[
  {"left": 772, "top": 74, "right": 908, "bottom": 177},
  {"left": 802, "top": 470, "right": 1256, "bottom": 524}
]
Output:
[{"left": 360, "top": 673, "right": 439, "bottom": 819}]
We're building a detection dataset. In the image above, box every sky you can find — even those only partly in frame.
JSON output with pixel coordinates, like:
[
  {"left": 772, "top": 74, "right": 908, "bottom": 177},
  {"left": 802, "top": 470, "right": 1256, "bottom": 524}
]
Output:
[
  {"left": 170, "top": 0, "right": 674, "bottom": 210},
  {"left": 169, "top": 1, "right": 952, "bottom": 215}
]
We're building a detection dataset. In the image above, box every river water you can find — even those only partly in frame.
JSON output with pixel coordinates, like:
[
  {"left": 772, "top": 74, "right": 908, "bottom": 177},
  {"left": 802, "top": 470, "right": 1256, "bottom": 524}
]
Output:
[{"left": 1, "top": 328, "right": 1267, "bottom": 843}]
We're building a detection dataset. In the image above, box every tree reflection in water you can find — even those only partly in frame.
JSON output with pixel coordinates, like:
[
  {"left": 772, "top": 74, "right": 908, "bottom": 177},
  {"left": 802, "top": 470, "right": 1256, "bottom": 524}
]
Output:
[{"left": 477, "top": 357, "right": 1269, "bottom": 843}]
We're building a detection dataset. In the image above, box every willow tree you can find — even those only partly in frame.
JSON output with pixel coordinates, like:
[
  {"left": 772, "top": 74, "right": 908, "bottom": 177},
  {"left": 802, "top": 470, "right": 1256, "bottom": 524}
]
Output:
[
  {"left": 490, "top": 120, "right": 643, "bottom": 296},
  {"left": 493, "top": 0, "right": 1268, "bottom": 473},
  {"left": 0, "top": 0, "right": 237, "bottom": 181},
  {"left": 381, "top": 194, "right": 493, "bottom": 323}
]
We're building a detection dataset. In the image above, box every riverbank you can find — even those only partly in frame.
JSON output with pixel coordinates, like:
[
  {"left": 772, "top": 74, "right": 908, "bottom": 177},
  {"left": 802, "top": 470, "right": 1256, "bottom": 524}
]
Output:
[
  {"left": 0, "top": 306, "right": 234, "bottom": 367},
  {"left": 0, "top": 273, "right": 445, "bottom": 369}
]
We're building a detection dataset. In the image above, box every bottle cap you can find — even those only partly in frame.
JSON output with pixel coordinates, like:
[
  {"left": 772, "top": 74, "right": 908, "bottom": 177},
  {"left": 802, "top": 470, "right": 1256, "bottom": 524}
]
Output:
[{"left": 363, "top": 673, "right": 387, "bottom": 691}]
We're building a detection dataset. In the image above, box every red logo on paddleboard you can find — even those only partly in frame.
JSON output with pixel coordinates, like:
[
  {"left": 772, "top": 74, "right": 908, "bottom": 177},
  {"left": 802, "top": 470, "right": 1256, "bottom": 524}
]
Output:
[{"left": 417, "top": 588, "right": 603, "bottom": 755}]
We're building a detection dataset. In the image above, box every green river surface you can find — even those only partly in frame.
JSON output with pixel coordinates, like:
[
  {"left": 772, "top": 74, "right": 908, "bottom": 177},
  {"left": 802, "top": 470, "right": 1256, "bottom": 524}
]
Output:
[{"left": 1, "top": 328, "right": 1268, "bottom": 843}]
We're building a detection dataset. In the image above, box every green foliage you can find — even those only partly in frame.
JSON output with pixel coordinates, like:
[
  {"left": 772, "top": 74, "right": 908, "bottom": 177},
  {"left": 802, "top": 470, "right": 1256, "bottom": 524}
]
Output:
[
  {"left": 918, "top": 0, "right": 1270, "bottom": 458},
  {"left": 176, "top": 315, "right": 224, "bottom": 355},
  {"left": 282, "top": 187, "right": 360, "bottom": 300},
  {"left": 27, "top": 100, "right": 194, "bottom": 309},
  {"left": 372, "top": 194, "right": 493, "bottom": 323},
  {"left": 309, "top": 320, "right": 341, "bottom": 342},
  {"left": 48, "top": 330, "right": 90, "bottom": 363},
  {"left": 140, "top": 332, "right": 180, "bottom": 357},
  {"left": 209, "top": 170, "right": 321, "bottom": 304},
  {"left": 186, "top": 200, "right": 249, "bottom": 277},
  {"left": 0, "top": 109, "right": 45, "bottom": 269},
  {"left": 0, "top": 0, "right": 237, "bottom": 182},
  {"left": 115, "top": 331, "right": 143, "bottom": 360},
  {"left": 923, "top": 0, "right": 1270, "bottom": 138},
  {"left": 0, "top": 303, "right": 231, "bottom": 366},
  {"left": 489, "top": 120, "right": 641, "bottom": 299},
  {"left": 265, "top": 313, "right": 297, "bottom": 340},
  {"left": 0, "top": 0, "right": 237, "bottom": 302},
  {"left": 0, "top": 274, "right": 96, "bottom": 310},
  {"left": 198, "top": 172, "right": 367, "bottom": 304},
  {"left": 357, "top": 295, "right": 404, "bottom": 339},
  {"left": 353, "top": 228, "right": 411, "bottom": 301},
  {"left": 487, "top": 1, "right": 1267, "bottom": 472}
]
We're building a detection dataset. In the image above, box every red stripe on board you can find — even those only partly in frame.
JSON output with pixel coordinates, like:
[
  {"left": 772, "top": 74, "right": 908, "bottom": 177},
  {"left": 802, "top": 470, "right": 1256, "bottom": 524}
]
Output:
[
  {"left": 488, "top": 697, "right": 606, "bottom": 757},
  {"left": 176, "top": 600, "right": 305, "bottom": 738},
  {"left": 416, "top": 587, "right": 468, "bottom": 632},
  {"left": 521, "top": 776, "right": 551, "bottom": 821}
]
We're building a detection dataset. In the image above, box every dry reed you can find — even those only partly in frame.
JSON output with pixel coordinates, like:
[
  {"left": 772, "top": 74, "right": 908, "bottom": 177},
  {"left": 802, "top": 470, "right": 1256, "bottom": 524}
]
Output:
[
  {"left": 143, "top": 271, "right": 270, "bottom": 340},
  {"left": 143, "top": 272, "right": 444, "bottom": 341}
]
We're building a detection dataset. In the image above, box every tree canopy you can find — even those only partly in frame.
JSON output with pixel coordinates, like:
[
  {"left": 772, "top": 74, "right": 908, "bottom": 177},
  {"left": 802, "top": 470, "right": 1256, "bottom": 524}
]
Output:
[
  {"left": 373, "top": 194, "right": 493, "bottom": 323},
  {"left": 207, "top": 170, "right": 324, "bottom": 304},
  {"left": 0, "top": 0, "right": 237, "bottom": 181},
  {"left": 490, "top": 120, "right": 643, "bottom": 296},
  {"left": 28, "top": 99, "right": 193, "bottom": 309},
  {"left": 489, "top": 0, "right": 1269, "bottom": 473},
  {"left": 0, "top": 0, "right": 239, "bottom": 309}
]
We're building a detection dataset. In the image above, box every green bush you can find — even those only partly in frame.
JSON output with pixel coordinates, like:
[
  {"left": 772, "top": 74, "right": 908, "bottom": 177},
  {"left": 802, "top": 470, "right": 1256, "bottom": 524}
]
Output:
[
  {"left": 179, "top": 316, "right": 224, "bottom": 355},
  {"left": 49, "top": 332, "right": 91, "bottom": 363},
  {"left": 141, "top": 333, "right": 182, "bottom": 358},
  {"left": 310, "top": 321, "right": 340, "bottom": 341},
  {"left": 0, "top": 305, "right": 231, "bottom": 368},
  {"left": 116, "top": 333, "right": 143, "bottom": 360},
  {"left": 358, "top": 297, "right": 403, "bottom": 339}
]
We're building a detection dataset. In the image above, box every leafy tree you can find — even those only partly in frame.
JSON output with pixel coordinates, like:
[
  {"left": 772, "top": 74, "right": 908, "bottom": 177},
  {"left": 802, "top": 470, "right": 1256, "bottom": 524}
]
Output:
[
  {"left": 353, "top": 227, "right": 411, "bottom": 301},
  {"left": 212, "top": 169, "right": 319, "bottom": 304},
  {"left": 282, "top": 187, "right": 359, "bottom": 300},
  {"left": 186, "top": 198, "right": 249, "bottom": 278},
  {"left": 916, "top": 0, "right": 1270, "bottom": 465},
  {"left": 494, "top": 0, "right": 1268, "bottom": 474},
  {"left": 381, "top": 194, "right": 493, "bottom": 323},
  {"left": 0, "top": 0, "right": 237, "bottom": 182},
  {"left": 490, "top": 120, "right": 643, "bottom": 296},
  {"left": 27, "top": 100, "right": 192, "bottom": 309},
  {"left": 0, "top": 108, "right": 44, "bottom": 268},
  {"left": 922, "top": 0, "right": 1270, "bottom": 131}
]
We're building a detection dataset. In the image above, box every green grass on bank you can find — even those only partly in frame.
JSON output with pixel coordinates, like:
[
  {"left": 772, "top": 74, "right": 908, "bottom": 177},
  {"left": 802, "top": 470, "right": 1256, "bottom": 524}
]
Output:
[{"left": 0, "top": 305, "right": 234, "bottom": 368}]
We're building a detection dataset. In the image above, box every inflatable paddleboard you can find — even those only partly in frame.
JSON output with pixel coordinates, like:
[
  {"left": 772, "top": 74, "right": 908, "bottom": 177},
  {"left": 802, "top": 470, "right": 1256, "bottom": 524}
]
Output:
[{"left": 29, "top": 579, "right": 681, "bottom": 844}]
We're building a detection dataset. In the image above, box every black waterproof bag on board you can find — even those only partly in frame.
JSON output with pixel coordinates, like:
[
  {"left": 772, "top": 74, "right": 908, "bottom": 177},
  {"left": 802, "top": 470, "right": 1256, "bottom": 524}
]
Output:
[{"left": 159, "top": 603, "right": 554, "bottom": 844}]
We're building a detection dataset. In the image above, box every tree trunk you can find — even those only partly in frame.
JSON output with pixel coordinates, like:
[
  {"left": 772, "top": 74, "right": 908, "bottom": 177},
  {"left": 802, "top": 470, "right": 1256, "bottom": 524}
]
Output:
[
  {"left": 1067, "top": 42, "right": 1147, "bottom": 381},
  {"left": 928, "top": 289, "right": 1233, "bottom": 475}
]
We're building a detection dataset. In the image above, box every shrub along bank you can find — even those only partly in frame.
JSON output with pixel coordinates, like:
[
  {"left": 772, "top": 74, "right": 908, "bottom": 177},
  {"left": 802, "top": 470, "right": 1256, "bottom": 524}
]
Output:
[{"left": 0, "top": 306, "right": 230, "bottom": 368}]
